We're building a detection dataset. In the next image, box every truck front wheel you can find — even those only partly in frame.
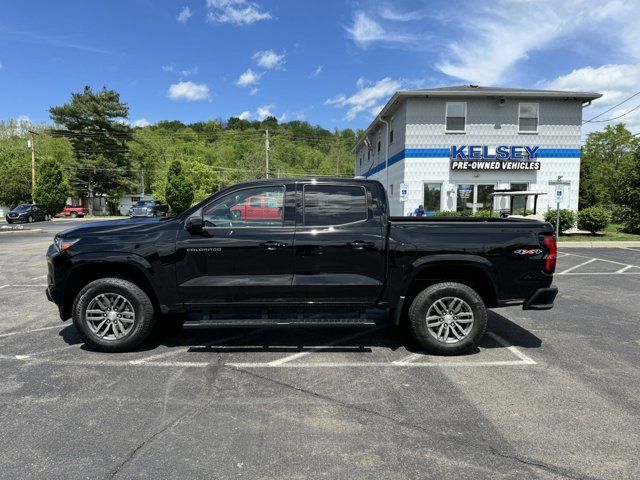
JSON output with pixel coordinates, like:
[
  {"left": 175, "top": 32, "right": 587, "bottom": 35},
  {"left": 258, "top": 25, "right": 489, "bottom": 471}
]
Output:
[
  {"left": 72, "top": 278, "right": 156, "bottom": 352},
  {"left": 408, "top": 282, "right": 487, "bottom": 355}
]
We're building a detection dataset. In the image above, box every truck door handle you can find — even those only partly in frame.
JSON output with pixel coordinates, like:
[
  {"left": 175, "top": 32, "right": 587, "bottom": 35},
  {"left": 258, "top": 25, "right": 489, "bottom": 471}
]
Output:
[
  {"left": 260, "top": 241, "right": 286, "bottom": 251},
  {"left": 347, "top": 241, "right": 374, "bottom": 250}
]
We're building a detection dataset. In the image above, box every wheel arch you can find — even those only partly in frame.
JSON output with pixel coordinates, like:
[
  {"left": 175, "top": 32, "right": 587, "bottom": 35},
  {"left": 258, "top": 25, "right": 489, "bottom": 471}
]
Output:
[
  {"left": 62, "top": 259, "right": 160, "bottom": 320},
  {"left": 399, "top": 256, "right": 499, "bottom": 323}
]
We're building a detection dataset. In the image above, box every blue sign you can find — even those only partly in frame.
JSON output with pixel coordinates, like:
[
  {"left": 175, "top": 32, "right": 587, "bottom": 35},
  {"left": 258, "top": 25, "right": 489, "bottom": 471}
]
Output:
[{"left": 451, "top": 145, "right": 540, "bottom": 160}]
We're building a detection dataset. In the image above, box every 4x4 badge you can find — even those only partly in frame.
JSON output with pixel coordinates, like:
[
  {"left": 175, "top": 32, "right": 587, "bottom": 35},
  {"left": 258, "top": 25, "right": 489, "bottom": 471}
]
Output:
[{"left": 514, "top": 249, "right": 542, "bottom": 255}]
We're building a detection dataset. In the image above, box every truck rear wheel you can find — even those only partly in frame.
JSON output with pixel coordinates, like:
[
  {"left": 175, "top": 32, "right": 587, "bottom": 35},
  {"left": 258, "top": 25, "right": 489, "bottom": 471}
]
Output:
[
  {"left": 408, "top": 282, "right": 487, "bottom": 355},
  {"left": 72, "top": 278, "right": 156, "bottom": 352}
]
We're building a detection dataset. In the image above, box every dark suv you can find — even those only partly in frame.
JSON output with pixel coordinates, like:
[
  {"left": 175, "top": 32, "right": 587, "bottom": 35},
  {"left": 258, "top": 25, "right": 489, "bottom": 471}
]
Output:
[
  {"left": 5, "top": 204, "right": 50, "bottom": 223},
  {"left": 128, "top": 200, "right": 169, "bottom": 218}
]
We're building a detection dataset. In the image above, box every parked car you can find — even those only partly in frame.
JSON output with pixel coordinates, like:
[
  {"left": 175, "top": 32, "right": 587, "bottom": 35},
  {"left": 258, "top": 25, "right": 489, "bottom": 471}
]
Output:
[
  {"left": 46, "top": 178, "right": 557, "bottom": 353},
  {"left": 6, "top": 204, "right": 50, "bottom": 223},
  {"left": 230, "top": 193, "right": 283, "bottom": 220},
  {"left": 128, "top": 200, "right": 169, "bottom": 217},
  {"left": 58, "top": 206, "right": 89, "bottom": 218}
]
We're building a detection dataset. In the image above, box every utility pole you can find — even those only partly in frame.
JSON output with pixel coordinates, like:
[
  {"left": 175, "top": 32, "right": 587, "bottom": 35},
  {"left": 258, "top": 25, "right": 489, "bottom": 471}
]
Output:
[
  {"left": 28, "top": 130, "right": 39, "bottom": 201},
  {"left": 265, "top": 129, "right": 270, "bottom": 179}
]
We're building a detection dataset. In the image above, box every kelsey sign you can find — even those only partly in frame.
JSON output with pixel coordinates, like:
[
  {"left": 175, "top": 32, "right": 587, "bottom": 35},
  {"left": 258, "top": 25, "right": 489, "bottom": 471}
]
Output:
[{"left": 450, "top": 145, "right": 541, "bottom": 170}]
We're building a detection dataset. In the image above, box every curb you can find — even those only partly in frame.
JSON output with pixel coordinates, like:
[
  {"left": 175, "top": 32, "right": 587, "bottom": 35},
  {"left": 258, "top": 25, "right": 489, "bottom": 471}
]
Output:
[
  {"left": 0, "top": 227, "right": 44, "bottom": 233},
  {"left": 559, "top": 241, "right": 640, "bottom": 248}
]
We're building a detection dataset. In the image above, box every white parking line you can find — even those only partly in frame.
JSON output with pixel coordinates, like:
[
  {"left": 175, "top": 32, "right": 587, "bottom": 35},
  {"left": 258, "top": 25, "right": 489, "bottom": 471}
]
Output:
[
  {"left": 487, "top": 332, "right": 537, "bottom": 365},
  {"left": 392, "top": 353, "right": 425, "bottom": 365},
  {"left": 616, "top": 265, "right": 633, "bottom": 273},
  {"left": 0, "top": 284, "right": 47, "bottom": 288},
  {"left": 0, "top": 324, "right": 62, "bottom": 338},
  {"left": 562, "top": 252, "right": 640, "bottom": 268},
  {"left": 557, "top": 258, "right": 597, "bottom": 274},
  {"left": 266, "top": 327, "right": 383, "bottom": 366}
]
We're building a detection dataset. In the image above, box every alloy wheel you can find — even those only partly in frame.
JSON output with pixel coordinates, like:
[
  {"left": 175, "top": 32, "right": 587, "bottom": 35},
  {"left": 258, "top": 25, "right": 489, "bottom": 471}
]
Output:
[
  {"left": 425, "top": 296, "right": 474, "bottom": 344},
  {"left": 85, "top": 293, "right": 136, "bottom": 340}
]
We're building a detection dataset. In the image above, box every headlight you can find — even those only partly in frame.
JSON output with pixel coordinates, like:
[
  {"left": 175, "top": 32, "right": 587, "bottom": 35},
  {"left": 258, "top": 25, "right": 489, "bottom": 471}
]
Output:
[{"left": 54, "top": 236, "right": 79, "bottom": 253}]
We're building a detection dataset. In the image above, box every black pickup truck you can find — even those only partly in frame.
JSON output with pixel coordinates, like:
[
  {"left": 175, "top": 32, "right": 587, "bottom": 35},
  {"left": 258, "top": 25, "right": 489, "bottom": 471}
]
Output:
[{"left": 46, "top": 178, "right": 557, "bottom": 354}]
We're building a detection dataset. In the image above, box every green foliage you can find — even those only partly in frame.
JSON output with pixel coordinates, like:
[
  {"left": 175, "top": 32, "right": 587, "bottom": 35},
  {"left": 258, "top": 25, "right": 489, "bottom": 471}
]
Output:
[
  {"left": 544, "top": 209, "right": 575, "bottom": 234},
  {"left": 580, "top": 124, "right": 639, "bottom": 209},
  {"left": 49, "top": 86, "right": 132, "bottom": 196},
  {"left": 577, "top": 206, "right": 611, "bottom": 234},
  {"left": 165, "top": 160, "right": 194, "bottom": 215},
  {"left": 616, "top": 145, "right": 640, "bottom": 233},
  {"left": 33, "top": 157, "right": 71, "bottom": 214},
  {"left": 433, "top": 210, "right": 469, "bottom": 217},
  {"left": 0, "top": 134, "right": 32, "bottom": 208},
  {"left": 474, "top": 209, "right": 492, "bottom": 218}
]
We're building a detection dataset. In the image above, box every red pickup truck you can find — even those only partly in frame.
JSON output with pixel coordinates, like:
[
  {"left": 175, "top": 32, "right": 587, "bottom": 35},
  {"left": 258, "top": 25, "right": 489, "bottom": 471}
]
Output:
[{"left": 58, "top": 206, "right": 88, "bottom": 218}]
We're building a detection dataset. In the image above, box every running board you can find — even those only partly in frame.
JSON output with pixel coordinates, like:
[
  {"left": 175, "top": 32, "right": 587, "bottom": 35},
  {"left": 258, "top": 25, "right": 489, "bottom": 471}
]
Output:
[{"left": 183, "top": 309, "right": 375, "bottom": 329}]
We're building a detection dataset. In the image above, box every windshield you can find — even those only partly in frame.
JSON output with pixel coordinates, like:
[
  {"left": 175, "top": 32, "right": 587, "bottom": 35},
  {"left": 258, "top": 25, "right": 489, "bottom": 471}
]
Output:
[
  {"left": 134, "top": 201, "right": 155, "bottom": 207},
  {"left": 14, "top": 204, "right": 32, "bottom": 212}
]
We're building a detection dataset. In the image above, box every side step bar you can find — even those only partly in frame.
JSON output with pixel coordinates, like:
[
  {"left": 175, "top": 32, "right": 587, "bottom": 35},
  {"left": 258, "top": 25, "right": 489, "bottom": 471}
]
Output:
[{"left": 183, "top": 309, "right": 375, "bottom": 329}]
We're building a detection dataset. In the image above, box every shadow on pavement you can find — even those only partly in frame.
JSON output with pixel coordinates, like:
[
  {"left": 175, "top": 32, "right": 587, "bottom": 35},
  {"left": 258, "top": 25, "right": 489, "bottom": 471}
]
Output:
[{"left": 60, "top": 309, "right": 542, "bottom": 357}]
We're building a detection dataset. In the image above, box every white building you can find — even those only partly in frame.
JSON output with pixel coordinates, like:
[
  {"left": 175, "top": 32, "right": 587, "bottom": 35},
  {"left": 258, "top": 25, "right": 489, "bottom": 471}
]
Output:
[{"left": 353, "top": 85, "right": 601, "bottom": 216}]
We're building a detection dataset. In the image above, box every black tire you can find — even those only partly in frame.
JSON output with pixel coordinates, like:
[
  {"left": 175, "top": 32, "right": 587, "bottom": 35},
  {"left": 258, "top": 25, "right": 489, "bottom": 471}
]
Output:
[
  {"left": 408, "top": 282, "right": 487, "bottom": 355},
  {"left": 6, "top": 220, "right": 12, "bottom": 224},
  {"left": 72, "top": 277, "right": 156, "bottom": 352},
  {"left": 70, "top": 211, "right": 78, "bottom": 218}
]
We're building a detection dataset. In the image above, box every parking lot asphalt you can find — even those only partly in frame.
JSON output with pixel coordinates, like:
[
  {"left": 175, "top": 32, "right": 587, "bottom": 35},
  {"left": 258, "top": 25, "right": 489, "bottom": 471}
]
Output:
[{"left": 1, "top": 221, "right": 639, "bottom": 479}]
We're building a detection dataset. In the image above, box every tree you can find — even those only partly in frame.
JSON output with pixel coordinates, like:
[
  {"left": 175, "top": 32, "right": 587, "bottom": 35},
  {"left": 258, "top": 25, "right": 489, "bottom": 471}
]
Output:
[
  {"left": 580, "top": 124, "right": 639, "bottom": 209},
  {"left": 165, "top": 160, "right": 194, "bottom": 214},
  {"left": 617, "top": 145, "right": 640, "bottom": 233},
  {"left": 33, "top": 157, "right": 71, "bottom": 214},
  {"left": 0, "top": 141, "right": 31, "bottom": 208},
  {"left": 49, "top": 86, "right": 132, "bottom": 201}
]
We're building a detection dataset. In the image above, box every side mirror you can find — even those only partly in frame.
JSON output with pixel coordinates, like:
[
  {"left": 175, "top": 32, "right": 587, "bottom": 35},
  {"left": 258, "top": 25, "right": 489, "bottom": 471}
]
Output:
[{"left": 185, "top": 215, "right": 204, "bottom": 234}]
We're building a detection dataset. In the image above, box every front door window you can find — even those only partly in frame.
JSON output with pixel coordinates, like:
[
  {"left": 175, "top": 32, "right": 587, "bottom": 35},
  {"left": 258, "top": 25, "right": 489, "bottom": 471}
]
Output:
[
  {"left": 476, "top": 185, "right": 495, "bottom": 212},
  {"left": 456, "top": 184, "right": 475, "bottom": 215}
]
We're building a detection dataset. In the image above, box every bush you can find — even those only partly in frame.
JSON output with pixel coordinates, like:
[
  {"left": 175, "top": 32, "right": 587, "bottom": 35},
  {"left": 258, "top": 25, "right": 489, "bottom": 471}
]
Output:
[
  {"left": 544, "top": 209, "right": 575, "bottom": 234},
  {"left": 432, "top": 210, "right": 469, "bottom": 217},
  {"left": 474, "top": 209, "right": 492, "bottom": 218},
  {"left": 577, "top": 206, "right": 611, "bottom": 234},
  {"left": 165, "top": 160, "right": 194, "bottom": 215}
]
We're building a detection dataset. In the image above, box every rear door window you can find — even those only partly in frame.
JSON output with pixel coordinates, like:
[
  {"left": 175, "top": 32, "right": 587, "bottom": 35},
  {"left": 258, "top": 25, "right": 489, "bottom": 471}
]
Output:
[{"left": 303, "top": 185, "right": 367, "bottom": 226}]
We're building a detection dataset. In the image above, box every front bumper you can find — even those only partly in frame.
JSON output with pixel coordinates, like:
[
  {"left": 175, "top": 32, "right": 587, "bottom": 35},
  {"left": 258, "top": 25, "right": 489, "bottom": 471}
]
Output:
[{"left": 523, "top": 285, "right": 558, "bottom": 310}]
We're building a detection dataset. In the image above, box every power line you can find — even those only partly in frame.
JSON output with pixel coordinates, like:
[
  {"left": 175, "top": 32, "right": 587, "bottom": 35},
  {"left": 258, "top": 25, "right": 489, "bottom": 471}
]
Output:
[
  {"left": 585, "top": 103, "right": 640, "bottom": 123},
  {"left": 583, "top": 90, "right": 640, "bottom": 123}
]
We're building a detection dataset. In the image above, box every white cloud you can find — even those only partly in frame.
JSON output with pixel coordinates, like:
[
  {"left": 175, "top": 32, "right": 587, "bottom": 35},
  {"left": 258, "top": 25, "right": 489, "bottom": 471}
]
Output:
[
  {"left": 378, "top": 5, "right": 429, "bottom": 22},
  {"left": 436, "top": 0, "right": 640, "bottom": 85},
  {"left": 161, "top": 64, "right": 174, "bottom": 72},
  {"left": 237, "top": 104, "right": 283, "bottom": 121},
  {"left": 310, "top": 65, "right": 323, "bottom": 78},
  {"left": 178, "top": 66, "right": 199, "bottom": 77},
  {"left": 326, "top": 77, "right": 403, "bottom": 120},
  {"left": 167, "top": 81, "right": 211, "bottom": 101},
  {"left": 253, "top": 50, "right": 285, "bottom": 70},
  {"left": 345, "top": 11, "right": 417, "bottom": 48},
  {"left": 177, "top": 6, "right": 192, "bottom": 24},
  {"left": 249, "top": 87, "right": 259, "bottom": 96},
  {"left": 206, "top": 0, "right": 272, "bottom": 26},
  {"left": 0, "top": 62, "right": 3, "bottom": 70},
  {"left": 546, "top": 63, "right": 640, "bottom": 133},
  {"left": 235, "top": 68, "right": 262, "bottom": 87},
  {"left": 133, "top": 118, "right": 152, "bottom": 128}
]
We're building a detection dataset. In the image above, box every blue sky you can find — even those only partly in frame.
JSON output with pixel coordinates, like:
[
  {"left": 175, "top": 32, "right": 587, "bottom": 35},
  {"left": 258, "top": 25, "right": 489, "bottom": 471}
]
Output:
[{"left": 1, "top": 0, "right": 639, "bottom": 133}]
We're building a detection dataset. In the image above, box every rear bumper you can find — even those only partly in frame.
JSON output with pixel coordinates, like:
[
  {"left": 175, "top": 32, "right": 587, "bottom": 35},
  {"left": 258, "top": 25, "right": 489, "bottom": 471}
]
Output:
[{"left": 523, "top": 285, "right": 558, "bottom": 310}]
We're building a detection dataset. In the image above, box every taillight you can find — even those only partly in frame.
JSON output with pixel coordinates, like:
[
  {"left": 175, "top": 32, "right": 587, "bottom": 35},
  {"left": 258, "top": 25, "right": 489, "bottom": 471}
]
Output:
[{"left": 542, "top": 235, "right": 557, "bottom": 274}]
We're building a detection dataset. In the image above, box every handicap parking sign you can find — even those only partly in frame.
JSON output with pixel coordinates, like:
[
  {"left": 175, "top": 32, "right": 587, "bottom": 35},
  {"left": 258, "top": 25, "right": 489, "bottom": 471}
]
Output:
[
  {"left": 399, "top": 183, "right": 408, "bottom": 201},
  {"left": 555, "top": 185, "right": 564, "bottom": 201}
]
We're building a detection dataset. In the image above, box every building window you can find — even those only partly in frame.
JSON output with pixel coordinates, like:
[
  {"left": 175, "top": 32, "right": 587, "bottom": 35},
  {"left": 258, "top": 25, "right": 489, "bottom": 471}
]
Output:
[
  {"left": 389, "top": 117, "right": 394, "bottom": 144},
  {"left": 518, "top": 103, "right": 538, "bottom": 132},
  {"left": 377, "top": 132, "right": 381, "bottom": 153},
  {"left": 390, "top": 184, "right": 394, "bottom": 197},
  {"left": 423, "top": 183, "right": 442, "bottom": 213},
  {"left": 456, "top": 184, "right": 474, "bottom": 214},
  {"left": 446, "top": 102, "right": 466, "bottom": 132}
]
